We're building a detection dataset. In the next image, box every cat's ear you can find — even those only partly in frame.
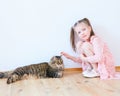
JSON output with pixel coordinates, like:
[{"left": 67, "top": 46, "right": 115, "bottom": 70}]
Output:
[
  {"left": 50, "top": 56, "right": 56, "bottom": 62},
  {"left": 53, "top": 56, "right": 56, "bottom": 60},
  {"left": 57, "top": 55, "right": 62, "bottom": 59}
]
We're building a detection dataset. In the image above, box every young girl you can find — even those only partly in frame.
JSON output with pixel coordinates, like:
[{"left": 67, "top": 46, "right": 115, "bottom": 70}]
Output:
[{"left": 61, "top": 18, "right": 117, "bottom": 79}]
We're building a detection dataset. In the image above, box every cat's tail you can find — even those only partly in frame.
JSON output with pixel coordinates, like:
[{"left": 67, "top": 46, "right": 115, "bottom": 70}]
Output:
[{"left": 0, "top": 71, "right": 13, "bottom": 78}]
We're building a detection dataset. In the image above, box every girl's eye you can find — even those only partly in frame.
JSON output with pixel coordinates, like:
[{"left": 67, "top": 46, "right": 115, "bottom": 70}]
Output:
[
  {"left": 82, "top": 28, "right": 86, "bottom": 31},
  {"left": 78, "top": 31, "right": 81, "bottom": 34}
]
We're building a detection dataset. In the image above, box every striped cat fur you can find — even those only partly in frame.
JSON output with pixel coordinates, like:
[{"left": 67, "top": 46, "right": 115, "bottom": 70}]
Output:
[{"left": 0, "top": 56, "right": 64, "bottom": 84}]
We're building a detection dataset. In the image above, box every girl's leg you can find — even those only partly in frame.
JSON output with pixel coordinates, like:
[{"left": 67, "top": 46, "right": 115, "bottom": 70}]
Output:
[{"left": 81, "top": 42, "right": 98, "bottom": 72}]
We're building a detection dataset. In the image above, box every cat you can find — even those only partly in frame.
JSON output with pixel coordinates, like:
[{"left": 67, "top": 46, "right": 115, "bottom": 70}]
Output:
[{"left": 0, "top": 55, "right": 64, "bottom": 84}]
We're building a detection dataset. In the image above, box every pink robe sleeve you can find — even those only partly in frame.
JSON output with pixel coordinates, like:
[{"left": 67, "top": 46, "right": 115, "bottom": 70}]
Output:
[{"left": 85, "top": 37, "right": 104, "bottom": 63}]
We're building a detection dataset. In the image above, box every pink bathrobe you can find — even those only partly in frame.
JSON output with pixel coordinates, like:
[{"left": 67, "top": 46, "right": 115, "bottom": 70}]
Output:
[{"left": 79, "top": 36, "right": 119, "bottom": 79}]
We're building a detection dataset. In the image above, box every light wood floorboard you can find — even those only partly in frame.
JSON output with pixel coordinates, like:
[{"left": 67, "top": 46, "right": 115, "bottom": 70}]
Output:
[{"left": 0, "top": 71, "right": 120, "bottom": 96}]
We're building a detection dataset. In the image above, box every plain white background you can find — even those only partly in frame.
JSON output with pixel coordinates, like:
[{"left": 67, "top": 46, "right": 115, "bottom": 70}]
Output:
[{"left": 0, "top": 0, "right": 120, "bottom": 71}]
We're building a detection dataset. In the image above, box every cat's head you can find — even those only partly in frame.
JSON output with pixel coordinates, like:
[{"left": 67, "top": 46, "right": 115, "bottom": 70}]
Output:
[{"left": 49, "top": 56, "right": 64, "bottom": 71}]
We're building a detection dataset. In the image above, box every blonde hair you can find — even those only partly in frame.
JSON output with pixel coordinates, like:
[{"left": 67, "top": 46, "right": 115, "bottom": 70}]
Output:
[{"left": 70, "top": 18, "right": 95, "bottom": 52}]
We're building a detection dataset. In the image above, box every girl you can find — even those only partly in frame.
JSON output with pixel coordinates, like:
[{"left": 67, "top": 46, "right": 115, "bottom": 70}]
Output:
[{"left": 61, "top": 18, "right": 117, "bottom": 79}]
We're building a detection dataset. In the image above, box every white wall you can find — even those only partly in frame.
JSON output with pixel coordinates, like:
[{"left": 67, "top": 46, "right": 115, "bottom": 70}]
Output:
[{"left": 0, "top": 0, "right": 120, "bottom": 71}]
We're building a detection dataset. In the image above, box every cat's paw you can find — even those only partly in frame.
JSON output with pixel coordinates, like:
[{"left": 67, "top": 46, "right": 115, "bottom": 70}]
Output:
[
  {"left": 57, "top": 72, "right": 63, "bottom": 78},
  {"left": 7, "top": 74, "right": 19, "bottom": 84}
]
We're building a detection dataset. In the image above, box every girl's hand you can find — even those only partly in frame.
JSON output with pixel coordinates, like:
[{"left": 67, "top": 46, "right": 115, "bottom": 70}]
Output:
[
  {"left": 60, "top": 52, "right": 71, "bottom": 59},
  {"left": 61, "top": 51, "right": 82, "bottom": 63}
]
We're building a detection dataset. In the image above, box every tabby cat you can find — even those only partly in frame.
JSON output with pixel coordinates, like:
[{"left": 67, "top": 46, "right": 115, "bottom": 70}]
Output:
[{"left": 0, "top": 56, "right": 64, "bottom": 84}]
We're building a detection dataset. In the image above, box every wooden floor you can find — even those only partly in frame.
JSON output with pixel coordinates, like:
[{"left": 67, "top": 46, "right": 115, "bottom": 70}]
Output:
[{"left": 0, "top": 71, "right": 120, "bottom": 96}]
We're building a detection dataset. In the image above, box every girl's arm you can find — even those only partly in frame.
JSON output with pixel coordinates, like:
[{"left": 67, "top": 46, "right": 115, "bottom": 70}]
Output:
[{"left": 61, "top": 52, "right": 82, "bottom": 63}]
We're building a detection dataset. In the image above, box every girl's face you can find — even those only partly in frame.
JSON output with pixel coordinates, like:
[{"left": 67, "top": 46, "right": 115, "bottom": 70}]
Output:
[{"left": 74, "top": 22, "right": 91, "bottom": 41}]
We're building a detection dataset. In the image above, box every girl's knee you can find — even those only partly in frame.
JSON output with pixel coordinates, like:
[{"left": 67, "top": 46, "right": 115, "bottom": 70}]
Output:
[
  {"left": 82, "top": 42, "right": 92, "bottom": 49},
  {"left": 81, "top": 42, "right": 94, "bottom": 56}
]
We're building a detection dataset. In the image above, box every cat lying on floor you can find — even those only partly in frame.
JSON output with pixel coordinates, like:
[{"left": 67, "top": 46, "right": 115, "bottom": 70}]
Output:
[{"left": 0, "top": 55, "right": 64, "bottom": 84}]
